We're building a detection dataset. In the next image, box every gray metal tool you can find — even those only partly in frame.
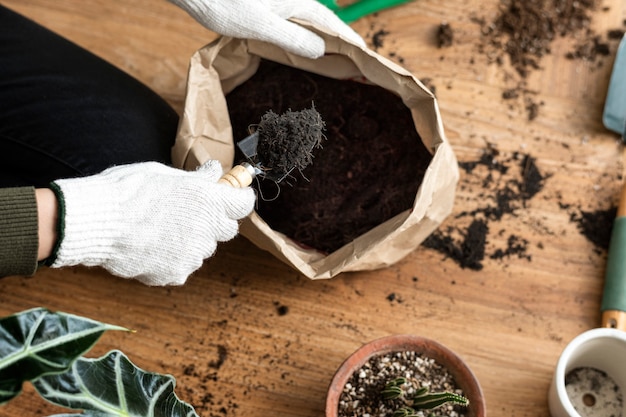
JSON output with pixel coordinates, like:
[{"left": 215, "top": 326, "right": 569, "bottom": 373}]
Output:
[
  {"left": 219, "top": 107, "right": 324, "bottom": 188},
  {"left": 603, "top": 33, "right": 626, "bottom": 140}
]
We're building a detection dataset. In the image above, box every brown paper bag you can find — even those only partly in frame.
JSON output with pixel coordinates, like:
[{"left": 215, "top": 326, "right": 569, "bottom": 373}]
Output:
[{"left": 172, "top": 23, "right": 459, "bottom": 280}]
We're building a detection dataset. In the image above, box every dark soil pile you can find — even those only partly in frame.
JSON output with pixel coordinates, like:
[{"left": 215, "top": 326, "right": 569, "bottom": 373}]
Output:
[
  {"left": 479, "top": 0, "right": 597, "bottom": 78},
  {"left": 424, "top": 143, "right": 616, "bottom": 269},
  {"left": 226, "top": 60, "right": 432, "bottom": 254},
  {"left": 425, "top": 219, "right": 489, "bottom": 270},
  {"left": 475, "top": 0, "right": 604, "bottom": 120},
  {"left": 424, "top": 148, "right": 547, "bottom": 270},
  {"left": 570, "top": 206, "right": 616, "bottom": 254}
]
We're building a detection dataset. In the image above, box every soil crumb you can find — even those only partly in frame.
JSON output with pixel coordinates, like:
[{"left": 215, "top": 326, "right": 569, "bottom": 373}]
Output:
[
  {"left": 274, "top": 301, "right": 289, "bottom": 316},
  {"left": 208, "top": 345, "right": 228, "bottom": 369},
  {"left": 364, "top": 23, "right": 406, "bottom": 64},
  {"left": 437, "top": 22, "right": 454, "bottom": 48},
  {"left": 608, "top": 29, "right": 625, "bottom": 40},
  {"left": 570, "top": 207, "right": 616, "bottom": 254},
  {"left": 371, "top": 27, "right": 390, "bottom": 50},
  {"left": 424, "top": 219, "right": 488, "bottom": 270},
  {"left": 420, "top": 77, "right": 437, "bottom": 96}
]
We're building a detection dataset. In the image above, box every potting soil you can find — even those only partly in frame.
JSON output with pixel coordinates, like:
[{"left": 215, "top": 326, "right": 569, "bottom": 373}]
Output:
[{"left": 226, "top": 60, "right": 433, "bottom": 254}]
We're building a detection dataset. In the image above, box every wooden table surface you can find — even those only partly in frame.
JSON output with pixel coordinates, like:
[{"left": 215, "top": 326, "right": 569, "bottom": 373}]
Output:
[{"left": 2, "top": 1, "right": 626, "bottom": 416}]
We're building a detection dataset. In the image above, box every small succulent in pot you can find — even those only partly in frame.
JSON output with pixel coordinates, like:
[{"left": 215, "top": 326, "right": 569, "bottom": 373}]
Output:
[
  {"left": 381, "top": 376, "right": 469, "bottom": 417},
  {"left": 326, "top": 335, "right": 486, "bottom": 417}
]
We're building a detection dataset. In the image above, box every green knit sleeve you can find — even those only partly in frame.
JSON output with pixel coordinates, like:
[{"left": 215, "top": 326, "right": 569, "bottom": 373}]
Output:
[{"left": 0, "top": 187, "right": 39, "bottom": 277}]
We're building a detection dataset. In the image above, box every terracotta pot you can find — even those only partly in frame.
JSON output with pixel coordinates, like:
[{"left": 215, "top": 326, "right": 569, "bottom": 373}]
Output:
[{"left": 326, "top": 334, "right": 486, "bottom": 417}]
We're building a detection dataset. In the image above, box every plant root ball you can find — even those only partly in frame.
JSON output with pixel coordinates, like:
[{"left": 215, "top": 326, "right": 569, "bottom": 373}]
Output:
[{"left": 256, "top": 107, "right": 325, "bottom": 179}]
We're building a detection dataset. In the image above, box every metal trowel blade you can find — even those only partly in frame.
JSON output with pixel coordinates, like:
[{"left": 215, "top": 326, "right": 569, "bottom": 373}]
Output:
[
  {"left": 237, "top": 131, "right": 259, "bottom": 160},
  {"left": 235, "top": 132, "right": 263, "bottom": 180},
  {"left": 603, "top": 33, "right": 626, "bottom": 140},
  {"left": 236, "top": 131, "right": 290, "bottom": 183}
]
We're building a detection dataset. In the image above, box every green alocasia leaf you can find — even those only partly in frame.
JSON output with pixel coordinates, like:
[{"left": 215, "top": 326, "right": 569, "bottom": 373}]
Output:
[
  {"left": 0, "top": 308, "right": 127, "bottom": 404},
  {"left": 35, "top": 350, "right": 199, "bottom": 417}
]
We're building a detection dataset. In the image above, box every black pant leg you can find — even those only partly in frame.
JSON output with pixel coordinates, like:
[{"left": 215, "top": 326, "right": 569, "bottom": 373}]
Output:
[{"left": 0, "top": 4, "right": 179, "bottom": 187}]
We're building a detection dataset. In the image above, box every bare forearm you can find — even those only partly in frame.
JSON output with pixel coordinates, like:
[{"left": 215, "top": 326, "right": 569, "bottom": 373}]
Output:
[{"left": 35, "top": 188, "right": 58, "bottom": 261}]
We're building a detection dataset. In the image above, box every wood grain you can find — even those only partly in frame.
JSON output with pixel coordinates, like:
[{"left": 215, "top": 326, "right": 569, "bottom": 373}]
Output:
[{"left": 1, "top": 1, "right": 625, "bottom": 416}]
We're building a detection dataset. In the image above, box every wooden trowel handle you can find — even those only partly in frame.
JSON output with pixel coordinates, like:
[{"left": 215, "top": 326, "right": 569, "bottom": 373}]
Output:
[
  {"left": 218, "top": 163, "right": 254, "bottom": 188},
  {"left": 601, "top": 182, "right": 626, "bottom": 331},
  {"left": 602, "top": 310, "right": 626, "bottom": 330}
]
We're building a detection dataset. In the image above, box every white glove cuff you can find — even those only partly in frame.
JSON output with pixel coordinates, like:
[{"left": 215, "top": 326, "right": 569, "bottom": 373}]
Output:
[{"left": 48, "top": 176, "right": 124, "bottom": 269}]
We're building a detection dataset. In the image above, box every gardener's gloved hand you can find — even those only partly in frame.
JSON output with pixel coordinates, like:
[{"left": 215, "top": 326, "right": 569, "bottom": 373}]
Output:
[
  {"left": 48, "top": 161, "right": 255, "bottom": 286},
  {"left": 168, "top": 0, "right": 365, "bottom": 59}
]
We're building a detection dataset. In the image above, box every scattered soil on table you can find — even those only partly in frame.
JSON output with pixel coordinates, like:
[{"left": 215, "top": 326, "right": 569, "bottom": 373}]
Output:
[
  {"left": 424, "top": 141, "right": 617, "bottom": 268},
  {"left": 476, "top": 0, "right": 598, "bottom": 78},
  {"left": 422, "top": 2, "right": 623, "bottom": 267},
  {"left": 566, "top": 35, "right": 611, "bottom": 61},
  {"left": 338, "top": 351, "right": 467, "bottom": 417},
  {"left": 365, "top": 23, "right": 406, "bottom": 64},
  {"left": 180, "top": 344, "right": 236, "bottom": 414},
  {"left": 424, "top": 147, "right": 547, "bottom": 270},
  {"left": 226, "top": 60, "right": 432, "bottom": 254},
  {"left": 472, "top": 0, "right": 623, "bottom": 120},
  {"left": 365, "top": 1, "right": 624, "bottom": 122}
]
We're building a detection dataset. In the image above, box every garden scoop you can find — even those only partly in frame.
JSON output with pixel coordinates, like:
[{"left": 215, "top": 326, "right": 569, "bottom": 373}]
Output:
[
  {"left": 219, "top": 107, "right": 324, "bottom": 188},
  {"left": 603, "top": 32, "right": 626, "bottom": 140},
  {"left": 548, "top": 182, "right": 626, "bottom": 417}
]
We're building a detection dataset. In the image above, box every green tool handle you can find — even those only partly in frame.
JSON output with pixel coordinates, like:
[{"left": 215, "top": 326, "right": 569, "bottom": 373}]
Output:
[
  {"left": 317, "top": 0, "right": 340, "bottom": 11},
  {"left": 601, "top": 183, "right": 626, "bottom": 330},
  {"left": 331, "top": 0, "right": 413, "bottom": 23}
]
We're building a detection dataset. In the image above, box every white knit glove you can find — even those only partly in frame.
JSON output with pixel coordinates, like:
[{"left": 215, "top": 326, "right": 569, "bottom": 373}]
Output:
[
  {"left": 48, "top": 161, "right": 255, "bottom": 286},
  {"left": 168, "top": 0, "right": 365, "bottom": 59}
]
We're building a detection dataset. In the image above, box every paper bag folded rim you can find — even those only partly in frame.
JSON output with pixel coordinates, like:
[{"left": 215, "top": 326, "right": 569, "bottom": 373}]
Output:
[{"left": 172, "top": 22, "right": 459, "bottom": 280}]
